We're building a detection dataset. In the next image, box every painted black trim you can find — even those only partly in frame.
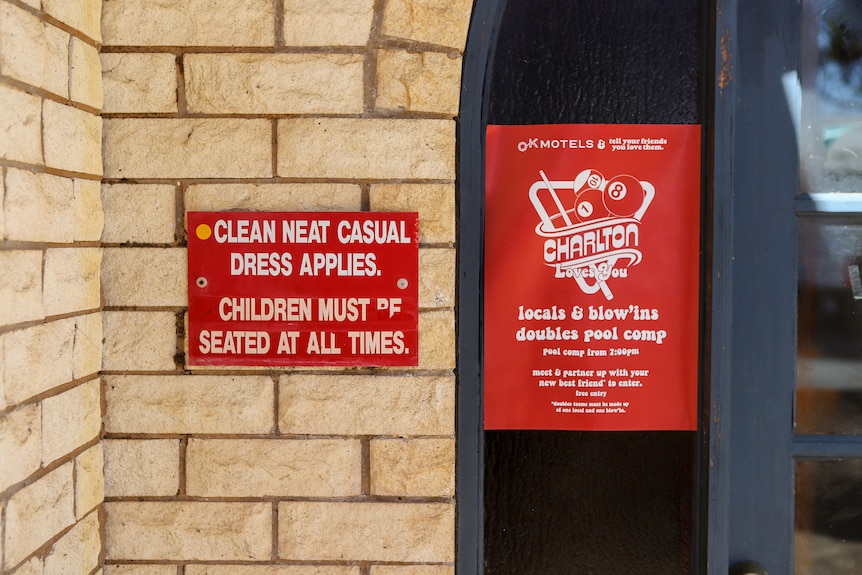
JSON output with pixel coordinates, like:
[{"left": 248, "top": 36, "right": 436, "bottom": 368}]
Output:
[
  {"left": 706, "top": 0, "right": 736, "bottom": 572},
  {"left": 457, "top": 1, "right": 506, "bottom": 573}
]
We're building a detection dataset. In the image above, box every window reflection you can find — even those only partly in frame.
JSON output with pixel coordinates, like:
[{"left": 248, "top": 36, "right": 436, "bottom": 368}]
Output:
[
  {"left": 797, "top": 218, "right": 862, "bottom": 435},
  {"left": 801, "top": 1, "right": 862, "bottom": 192},
  {"left": 796, "top": 4, "right": 862, "bottom": 571},
  {"left": 795, "top": 460, "right": 862, "bottom": 574}
]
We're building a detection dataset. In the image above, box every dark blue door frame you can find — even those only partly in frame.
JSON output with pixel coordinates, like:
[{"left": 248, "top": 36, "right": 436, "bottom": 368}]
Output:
[
  {"left": 711, "top": 0, "right": 798, "bottom": 572},
  {"left": 457, "top": 0, "right": 802, "bottom": 573}
]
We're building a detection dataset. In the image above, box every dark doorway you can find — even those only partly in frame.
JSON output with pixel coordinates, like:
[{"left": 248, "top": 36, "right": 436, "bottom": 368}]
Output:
[{"left": 458, "top": 1, "right": 707, "bottom": 574}]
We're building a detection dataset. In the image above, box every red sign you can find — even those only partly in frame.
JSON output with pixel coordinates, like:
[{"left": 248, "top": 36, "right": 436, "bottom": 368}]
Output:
[
  {"left": 484, "top": 124, "right": 701, "bottom": 431},
  {"left": 187, "top": 212, "right": 418, "bottom": 367}
]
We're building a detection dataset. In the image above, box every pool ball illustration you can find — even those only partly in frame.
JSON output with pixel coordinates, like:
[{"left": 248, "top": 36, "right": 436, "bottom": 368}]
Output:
[
  {"left": 573, "top": 168, "right": 605, "bottom": 194},
  {"left": 602, "top": 174, "right": 644, "bottom": 217},
  {"left": 575, "top": 188, "right": 610, "bottom": 222}
]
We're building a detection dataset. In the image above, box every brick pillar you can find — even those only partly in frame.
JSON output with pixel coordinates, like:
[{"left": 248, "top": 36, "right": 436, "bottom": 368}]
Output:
[
  {"left": 100, "top": 0, "right": 470, "bottom": 573},
  {"left": 0, "top": 0, "right": 104, "bottom": 574}
]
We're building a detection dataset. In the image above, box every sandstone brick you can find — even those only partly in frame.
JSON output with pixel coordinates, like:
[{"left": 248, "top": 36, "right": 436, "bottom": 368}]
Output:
[
  {"left": 103, "top": 439, "right": 179, "bottom": 497},
  {"left": 42, "top": 248, "right": 101, "bottom": 316},
  {"left": 10, "top": 557, "right": 43, "bottom": 575},
  {"left": 101, "top": 54, "right": 178, "bottom": 114},
  {"left": 43, "top": 512, "right": 100, "bottom": 575},
  {"left": 102, "top": 0, "right": 273, "bottom": 46},
  {"left": 282, "top": 0, "right": 373, "bottom": 46},
  {"left": 2, "top": 346, "right": 8, "bottom": 407},
  {"left": 370, "top": 438, "right": 454, "bottom": 497},
  {"left": 376, "top": 50, "right": 461, "bottom": 115},
  {"left": 73, "top": 312, "right": 102, "bottom": 380},
  {"left": 4, "top": 463, "right": 75, "bottom": 569},
  {"left": 188, "top": 567, "right": 358, "bottom": 575},
  {"left": 187, "top": 438, "right": 361, "bottom": 497},
  {"left": 279, "top": 501, "right": 454, "bottom": 561},
  {"left": 0, "top": 250, "right": 43, "bottom": 325},
  {"left": 73, "top": 180, "right": 104, "bottom": 240},
  {"left": 43, "top": 0, "right": 101, "bottom": 41},
  {"left": 279, "top": 375, "right": 453, "bottom": 435},
  {"left": 381, "top": 0, "right": 472, "bottom": 50},
  {"left": 0, "top": 3, "right": 68, "bottom": 97},
  {"left": 419, "top": 249, "right": 454, "bottom": 308},
  {"left": 418, "top": 310, "right": 455, "bottom": 370},
  {"left": 104, "top": 566, "right": 175, "bottom": 575},
  {"left": 0, "top": 85, "right": 42, "bottom": 164},
  {"left": 6, "top": 168, "right": 76, "bottom": 243},
  {"left": 105, "top": 502, "right": 271, "bottom": 561},
  {"left": 41, "top": 378, "right": 101, "bottom": 465},
  {"left": 4, "top": 169, "right": 102, "bottom": 243},
  {"left": 104, "top": 375, "right": 274, "bottom": 434},
  {"left": 1, "top": 311, "right": 98, "bottom": 406},
  {"left": 102, "top": 311, "right": 177, "bottom": 372},
  {"left": 1, "top": 170, "right": 5, "bottom": 241},
  {"left": 186, "top": 53, "right": 363, "bottom": 114},
  {"left": 102, "top": 248, "right": 186, "bottom": 307},
  {"left": 43, "top": 101, "right": 102, "bottom": 176},
  {"left": 277, "top": 119, "right": 455, "bottom": 180},
  {"left": 370, "top": 567, "right": 453, "bottom": 575},
  {"left": 2, "top": 318, "right": 75, "bottom": 404},
  {"left": 70, "top": 38, "right": 103, "bottom": 109},
  {"left": 75, "top": 444, "right": 104, "bottom": 518},
  {"left": 104, "top": 119, "right": 271, "bottom": 179},
  {"left": 101, "top": 183, "right": 176, "bottom": 244},
  {"left": 0, "top": 403, "right": 42, "bottom": 492},
  {"left": 185, "top": 183, "right": 362, "bottom": 212},
  {"left": 369, "top": 184, "right": 454, "bottom": 244}
]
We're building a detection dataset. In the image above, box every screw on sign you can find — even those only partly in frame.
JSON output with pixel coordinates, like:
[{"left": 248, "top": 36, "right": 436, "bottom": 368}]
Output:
[{"left": 530, "top": 168, "right": 654, "bottom": 300}]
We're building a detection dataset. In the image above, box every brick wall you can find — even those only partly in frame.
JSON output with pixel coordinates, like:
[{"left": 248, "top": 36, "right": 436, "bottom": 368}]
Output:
[
  {"left": 100, "top": 1, "right": 468, "bottom": 574},
  {"left": 0, "top": 0, "right": 104, "bottom": 574}
]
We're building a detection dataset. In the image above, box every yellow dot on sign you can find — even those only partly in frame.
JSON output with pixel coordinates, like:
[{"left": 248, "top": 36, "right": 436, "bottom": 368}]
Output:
[{"left": 196, "top": 224, "right": 212, "bottom": 240}]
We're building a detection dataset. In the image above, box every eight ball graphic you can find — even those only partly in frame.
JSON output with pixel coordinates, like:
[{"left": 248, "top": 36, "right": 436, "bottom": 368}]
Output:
[{"left": 602, "top": 174, "right": 644, "bottom": 217}]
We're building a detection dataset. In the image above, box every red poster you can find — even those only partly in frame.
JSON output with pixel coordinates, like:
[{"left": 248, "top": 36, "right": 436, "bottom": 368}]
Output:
[
  {"left": 484, "top": 124, "right": 701, "bottom": 431},
  {"left": 187, "top": 212, "right": 418, "bottom": 367}
]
